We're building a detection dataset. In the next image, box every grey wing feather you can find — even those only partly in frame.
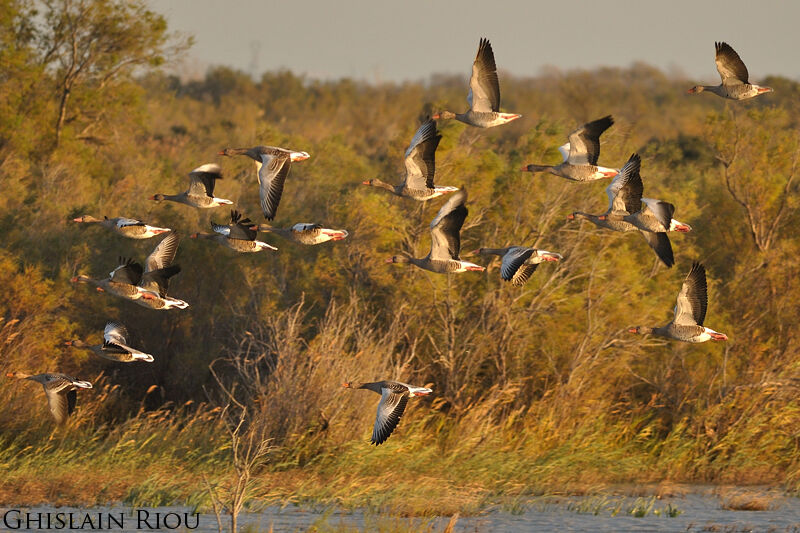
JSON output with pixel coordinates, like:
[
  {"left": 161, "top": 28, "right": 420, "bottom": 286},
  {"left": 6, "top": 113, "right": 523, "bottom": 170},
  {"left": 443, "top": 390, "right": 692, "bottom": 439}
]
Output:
[
  {"left": 211, "top": 222, "right": 231, "bottom": 236},
  {"left": 110, "top": 258, "right": 143, "bottom": 285},
  {"left": 45, "top": 389, "right": 70, "bottom": 424},
  {"left": 605, "top": 153, "right": 642, "bottom": 214},
  {"left": 673, "top": 262, "right": 708, "bottom": 326},
  {"left": 103, "top": 321, "right": 129, "bottom": 344},
  {"left": 568, "top": 116, "right": 613, "bottom": 166},
  {"left": 403, "top": 119, "right": 441, "bottom": 190},
  {"left": 639, "top": 231, "right": 674, "bottom": 268},
  {"left": 115, "top": 217, "right": 144, "bottom": 228},
  {"left": 500, "top": 247, "right": 535, "bottom": 283},
  {"left": 468, "top": 38, "right": 500, "bottom": 113},
  {"left": 145, "top": 232, "right": 179, "bottom": 272},
  {"left": 372, "top": 388, "right": 409, "bottom": 445},
  {"left": 429, "top": 189, "right": 467, "bottom": 261},
  {"left": 715, "top": 42, "right": 749, "bottom": 85},
  {"left": 188, "top": 163, "right": 222, "bottom": 197},
  {"left": 258, "top": 153, "right": 292, "bottom": 221}
]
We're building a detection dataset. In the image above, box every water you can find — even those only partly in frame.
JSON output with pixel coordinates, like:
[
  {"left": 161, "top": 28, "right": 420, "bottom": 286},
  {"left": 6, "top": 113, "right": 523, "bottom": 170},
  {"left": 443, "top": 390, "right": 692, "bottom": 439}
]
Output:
[{"left": 5, "top": 490, "right": 800, "bottom": 532}]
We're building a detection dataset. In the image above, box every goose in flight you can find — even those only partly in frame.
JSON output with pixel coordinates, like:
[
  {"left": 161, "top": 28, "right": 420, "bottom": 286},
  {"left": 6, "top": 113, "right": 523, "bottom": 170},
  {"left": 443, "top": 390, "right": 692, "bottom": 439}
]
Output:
[
  {"left": 629, "top": 262, "right": 728, "bottom": 343},
  {"left": 523, "top": 116, "right": 617, "bottom": 181},
  {"left": 688, "top": 42, "right": 773, "bottom": 100},
  {"left": 567, "top": 154, "right": 675, "bottom": 267},
  {"left": 71, "top": 232, "right": 188, "bottom": 309},
  {"left": 6, "top": 372, "right": 92, "bottom": 424},
  {"left": 362, "top": 118, "right": 457, "bottom": 200},
  {"left": 386, "top": 187, "right": 485, "bottom": 273},
  {"left": 191, "top": 210, "right": 277, "bottom": 253},
  {"left": 470, "top": 246, "right": 562, "bottom": 286},
  {"left": 151, "top": 163, "right": 232, "bottom": 208},
  {"left": 255, "top": 223, "right": 348, "bottom": 245},
  {"left": 596, "top": 156, "right": 691, "bottom": 233},
  {"left": 343, "top": 380, "right": 431, "bottom": 445},
  {"left": 72, "top": 216, "right": 170, "bottom": 239},
  {"left": 433, "top": 38, "right": 521, "bottom": 128},
  {"left": 66, "top": 322, "right": 154, "bottom": 363},
  {"left": 218, "top": 145, "right": 310, "bottom": 220}
]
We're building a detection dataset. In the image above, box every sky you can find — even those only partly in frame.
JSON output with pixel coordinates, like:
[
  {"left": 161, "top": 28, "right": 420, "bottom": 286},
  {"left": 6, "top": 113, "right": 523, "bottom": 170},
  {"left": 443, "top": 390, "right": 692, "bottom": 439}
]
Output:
[{"left": 147, "top": 0, "right": 800, "bottom": 83}]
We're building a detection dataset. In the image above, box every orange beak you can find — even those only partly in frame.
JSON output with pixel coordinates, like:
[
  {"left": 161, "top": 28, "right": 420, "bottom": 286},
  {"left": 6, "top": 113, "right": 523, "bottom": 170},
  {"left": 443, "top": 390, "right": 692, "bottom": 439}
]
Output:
[
  {"left": 566, "top": 214, "right": 575, "bottom": 220},
  {"left": 96, "top": 287, "right": 104, "bottom": 292},
  {"left": 431, "top": 114, "right": 441, "bottom": 120}
]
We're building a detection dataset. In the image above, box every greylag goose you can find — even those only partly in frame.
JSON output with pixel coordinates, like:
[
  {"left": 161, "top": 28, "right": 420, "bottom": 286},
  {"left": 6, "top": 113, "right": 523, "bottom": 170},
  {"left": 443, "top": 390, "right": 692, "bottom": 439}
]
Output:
[
  {"left": 255, "top": 223, "right": 348, "bottom": 245},
  {"left": 343, "top": 380, "right": 431, "bottom": 445},
  {"left": 72, "top": 215, "right": 171, "bottom": 239},
  {"left": 629, "top": 262, "right": 728, "bottom": 343},
  {"left": 362, "top": 118, "right": 457, "bottom": 200},
  {"left": 6, "top": 372, "right": 92, "bottom": 424},
  {"left": 597, "top": 157, "right": 691, "bottom": 233},
  {"left": 150, "top": 163, "right": 232, "bottom": 208},
  {"left": 470, "top": 246, "right": 562, "bottom": 286},
  {"left": 218, "top": 145, "right": 310, "bottom": 220},
  {"left": 386, "top": 187, "right": 485, "bottom": 273},
  {"left": 567, "top": 154, "right": 675, "bottom": 267},
  {"left": 191, "top": 210, "right": 277, "bottom": 253},
  {"left": 66, "top": 322, "right": 154, "bottom": 362},
  {"left": 432, "top": 38, "right": 521, "bottom": 128},
  {"left": 522, "top": 116, "right": 617, "bottom": 181},
  {"left": 72, "top": 232, "right": 189, "bottom": 309},
  {"left": 688, "top": 42, "right": 773, "bottom": 100}
]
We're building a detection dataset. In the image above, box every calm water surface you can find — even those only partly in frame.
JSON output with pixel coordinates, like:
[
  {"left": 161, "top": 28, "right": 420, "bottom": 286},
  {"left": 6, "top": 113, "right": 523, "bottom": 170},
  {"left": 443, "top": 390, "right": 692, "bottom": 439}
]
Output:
[{"left": 10, "top": 490, "right": 800, "bottom": 532}]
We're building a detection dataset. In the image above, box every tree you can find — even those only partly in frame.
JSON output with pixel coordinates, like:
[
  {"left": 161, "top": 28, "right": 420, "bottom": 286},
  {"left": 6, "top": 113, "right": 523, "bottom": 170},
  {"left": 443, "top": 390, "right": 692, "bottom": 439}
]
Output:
[{"left": 36, "top": 0, "right": 190, "bottom": 146}]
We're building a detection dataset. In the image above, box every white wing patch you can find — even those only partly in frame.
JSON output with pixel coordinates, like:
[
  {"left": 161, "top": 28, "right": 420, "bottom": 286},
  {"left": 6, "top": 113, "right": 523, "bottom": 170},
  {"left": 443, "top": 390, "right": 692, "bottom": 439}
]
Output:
[{"left": 558, "top": 143, "right": 571, "bottom": 162}]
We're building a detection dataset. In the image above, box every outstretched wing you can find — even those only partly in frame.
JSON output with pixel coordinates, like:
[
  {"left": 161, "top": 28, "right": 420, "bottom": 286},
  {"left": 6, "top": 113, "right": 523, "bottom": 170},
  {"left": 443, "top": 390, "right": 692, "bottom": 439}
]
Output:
[
  {"left": 639, "top": 231, "right": 674, "bottom": 268},
  {"left": 605, "top": 153, "right": 643, "bottom": 215},
  {"left": 715, "top": 42, "right": 749, "bottom": 85},
  {"left": 188, "top": 163, "right": 223, "bottom": 198},
  {"left": 429, "top": 188, "right": 468, "bottom": 261},
  {"left": 145, "top": 232, "right": 179, "bottom": 272},
  {"left": 114, "top": 217, "right": 144, "bottom": 228},
  {"left": 109, "top": 257, "right": 143, "bottom": 285},
  {"left": 500, "top": 247, "right": 535, "bottom": 284},
  {"left": 371, "top": 387, "right": 409, "bottom": 445},
  {"left": 467, "top": 38, "right": 500, "bottom": 113},
  {"left": 403, "top": 119, "right": 441, "bottom": 190},
  {"left": 139, "top": 265, "right": 181, "bottom": 297},
  {"left": 258, "top": 152, "right": 292, "bottom": 221},
  {"left": 567, "top": 116, "right": 614, "bottom": 166},
  {"left": 673, "top": 262, "right": 708, "bottom": 326},
  {"left": 103, "top": 322, "right": 129, "bottom": 345}
]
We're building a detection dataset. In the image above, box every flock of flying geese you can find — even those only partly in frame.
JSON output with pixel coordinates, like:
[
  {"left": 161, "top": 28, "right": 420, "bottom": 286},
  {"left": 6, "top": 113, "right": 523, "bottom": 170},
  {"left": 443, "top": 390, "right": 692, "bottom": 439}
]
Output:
[{"left": 7, "top": 39, "right": 769, "bottom": 445}]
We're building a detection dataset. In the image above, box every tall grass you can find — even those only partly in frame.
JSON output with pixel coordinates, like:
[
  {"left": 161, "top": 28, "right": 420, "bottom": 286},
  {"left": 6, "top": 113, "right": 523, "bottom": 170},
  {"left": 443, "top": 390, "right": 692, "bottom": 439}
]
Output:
[{"left": 3, "top": 292, "right": 796, "bottom": 513}]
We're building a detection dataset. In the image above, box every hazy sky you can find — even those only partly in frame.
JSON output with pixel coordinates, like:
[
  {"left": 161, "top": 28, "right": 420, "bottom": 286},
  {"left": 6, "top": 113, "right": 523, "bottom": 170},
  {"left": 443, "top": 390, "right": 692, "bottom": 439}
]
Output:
[{"left": 148, "top": 0, "right": 800, "bottom": 83}]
